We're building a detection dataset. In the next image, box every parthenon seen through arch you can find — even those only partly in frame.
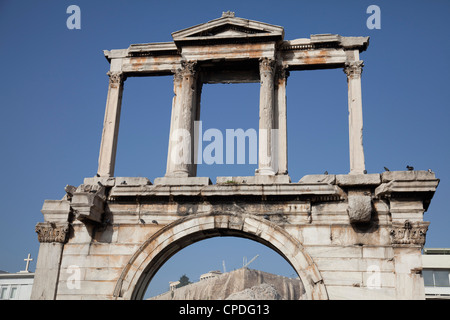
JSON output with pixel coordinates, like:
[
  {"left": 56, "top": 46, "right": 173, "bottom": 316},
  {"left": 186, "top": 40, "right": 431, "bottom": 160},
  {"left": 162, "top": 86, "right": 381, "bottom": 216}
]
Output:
[{"left": 98, "top": 11, "right": 369, "bottom": 181}]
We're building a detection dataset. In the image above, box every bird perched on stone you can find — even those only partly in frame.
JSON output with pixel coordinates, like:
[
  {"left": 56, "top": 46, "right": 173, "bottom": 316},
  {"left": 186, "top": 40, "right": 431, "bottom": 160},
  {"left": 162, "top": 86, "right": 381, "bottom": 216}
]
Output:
[
  {"left": 152, "top": 220, "right": 158, "bottom": 224},
  {"left": 384, "top": 167, "right": 390, "bottom": 171},
  {"left": 406, "top": 165, "right": 414, "bottom": 171},
  {"left": 324, "top": 171, "right": 328, "bottom": 175}
]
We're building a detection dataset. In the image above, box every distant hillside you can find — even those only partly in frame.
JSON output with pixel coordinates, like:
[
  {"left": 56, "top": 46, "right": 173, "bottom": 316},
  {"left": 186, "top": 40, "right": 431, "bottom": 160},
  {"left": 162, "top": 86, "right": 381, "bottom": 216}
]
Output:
[{"left": 149, "top": 268, "right": 306, "bottom": 300}]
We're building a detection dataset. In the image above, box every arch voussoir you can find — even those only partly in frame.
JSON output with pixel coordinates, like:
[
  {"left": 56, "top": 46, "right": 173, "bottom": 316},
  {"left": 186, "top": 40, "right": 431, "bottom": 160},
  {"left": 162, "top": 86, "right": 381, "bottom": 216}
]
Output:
[{"left": 114, "top": 212, "right": 328, "bottom": 300}]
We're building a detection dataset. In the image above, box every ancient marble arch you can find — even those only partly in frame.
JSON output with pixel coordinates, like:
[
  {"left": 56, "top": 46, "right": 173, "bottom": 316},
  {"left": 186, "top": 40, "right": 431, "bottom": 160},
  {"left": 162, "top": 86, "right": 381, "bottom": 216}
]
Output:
[{"left": 31, "top": 13, "right": 439, "bottom": 300}]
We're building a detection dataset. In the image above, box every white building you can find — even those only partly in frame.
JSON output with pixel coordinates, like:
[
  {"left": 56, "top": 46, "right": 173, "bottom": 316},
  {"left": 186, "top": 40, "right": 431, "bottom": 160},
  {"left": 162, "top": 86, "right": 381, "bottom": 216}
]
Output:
[
  {"left": 199, "top": 270, "right": 222, "bottom": 281},
  {"left": 422, "top": 248, "right": 450, "bottom": 300},
  {"left": 0, "top": 271, "right": 34, "bottom": 300},
  {"left": 0, "top": 254, "right": 35, "bottom": 300}
]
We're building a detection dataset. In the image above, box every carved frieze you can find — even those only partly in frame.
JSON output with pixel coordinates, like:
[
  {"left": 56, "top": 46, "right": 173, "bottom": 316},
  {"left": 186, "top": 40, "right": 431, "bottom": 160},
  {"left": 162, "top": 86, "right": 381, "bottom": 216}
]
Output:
[
  {"left": 35, "top": 222, "right": 69, "bottom": 243},
  {"left": 390, "top": 220, "right": 429, "bottom": 247}
]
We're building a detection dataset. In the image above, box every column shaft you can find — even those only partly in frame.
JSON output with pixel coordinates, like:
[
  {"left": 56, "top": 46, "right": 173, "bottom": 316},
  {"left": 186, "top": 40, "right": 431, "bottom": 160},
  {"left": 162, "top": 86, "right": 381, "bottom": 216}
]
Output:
[
  {"left": 275, "top": 66, "right": 289, "bottom": 175},
  {"left": 344, "top": 61, "right": 366, "bottom": 174},
  {"left": 257, "top": 58, "right": 276, "bottom": 175},
  {"left": 165, "top": 61, "right": 198, "bottom": 177},
  {"left": 97, "top": 71, "right": 125, "bottom": 177}
]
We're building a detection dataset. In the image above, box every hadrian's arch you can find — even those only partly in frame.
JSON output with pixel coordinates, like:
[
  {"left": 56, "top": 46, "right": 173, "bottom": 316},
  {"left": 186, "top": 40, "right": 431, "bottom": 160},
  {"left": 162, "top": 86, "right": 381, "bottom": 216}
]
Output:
[
  {"left": 31, "top": 13, "right": 439, "bottom": 300},
  {"left": 115, "top": 213, "right": 327, "bottom": 300}
]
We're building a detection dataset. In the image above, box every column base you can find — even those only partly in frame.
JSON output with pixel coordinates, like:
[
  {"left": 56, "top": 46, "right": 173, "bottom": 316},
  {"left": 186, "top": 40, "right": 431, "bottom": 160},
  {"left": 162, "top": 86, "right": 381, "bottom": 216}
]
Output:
[
  {"left": 216, "top": 175, "right": 291, "bottom": 185},
  {"left": 154, "top": 176, "right": 212, "bottom": 186},
  {"left": 255, "top": 168, "right": 276, "bottom": 176}
]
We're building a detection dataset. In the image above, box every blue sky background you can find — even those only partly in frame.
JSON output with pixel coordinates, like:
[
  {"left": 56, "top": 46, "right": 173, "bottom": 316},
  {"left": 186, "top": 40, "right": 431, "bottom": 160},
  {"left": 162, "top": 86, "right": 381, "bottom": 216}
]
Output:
[{"left": 0, "top": 0, "right": 449, "bottom": 298}]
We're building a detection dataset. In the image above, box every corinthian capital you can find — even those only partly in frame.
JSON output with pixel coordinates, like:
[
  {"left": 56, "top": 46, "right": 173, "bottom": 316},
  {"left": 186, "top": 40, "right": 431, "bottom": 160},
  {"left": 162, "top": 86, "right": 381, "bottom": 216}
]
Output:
[
  {"left": 259, "top": 57, "right": 276, "bottom": 75},
  {"left": 107, "top": 71, "right": 126, "bottom": 85},
  {"left": 390, "top": 220, "right": 429, "bottom": 247},
  {"left": 179, "top": 60, "right": 197, "bottom": 77},
  {"left": 344, "top": 61, "right": 364, "bottom": 78},
  {"left": 35, "top": 222, "right": 70, "bottom": 243}
]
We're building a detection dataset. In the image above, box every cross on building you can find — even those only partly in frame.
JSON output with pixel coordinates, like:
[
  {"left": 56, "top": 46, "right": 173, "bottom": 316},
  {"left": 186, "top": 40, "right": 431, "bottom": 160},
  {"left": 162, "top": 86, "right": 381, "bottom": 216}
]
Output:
[{"left": 21, "top": 254, "right": 33, "bottom": 273}]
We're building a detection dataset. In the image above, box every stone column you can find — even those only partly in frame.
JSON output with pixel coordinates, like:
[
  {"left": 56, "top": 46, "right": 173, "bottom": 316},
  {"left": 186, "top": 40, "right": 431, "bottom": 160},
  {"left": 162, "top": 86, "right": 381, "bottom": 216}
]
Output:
[
  {"left": 165, "top": 70, "right": 182, "bottom": 177},
  {"left": 97, "top": 71, "right": 126, "bottom": 177},
  {"left": 165, "top": 61, "right": 198, "bottom": 177},
  {"left": 344, "top": 61, "right": 366, "bottom": 175},
  {"left": 31, "top": 222, "right": 69, "bottom": 300},
  {"left": 257, "top": 58, "right": 276, "bottom": 176},
  {"left": 275, "top": 66, "right": 289, "bottom": 175}
]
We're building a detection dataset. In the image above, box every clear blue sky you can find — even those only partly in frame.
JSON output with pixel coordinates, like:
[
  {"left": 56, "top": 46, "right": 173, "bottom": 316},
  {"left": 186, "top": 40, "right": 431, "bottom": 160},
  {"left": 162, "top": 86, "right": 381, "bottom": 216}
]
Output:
[{"left": 0, "top": 0, "right": 449, "bottom": 298}]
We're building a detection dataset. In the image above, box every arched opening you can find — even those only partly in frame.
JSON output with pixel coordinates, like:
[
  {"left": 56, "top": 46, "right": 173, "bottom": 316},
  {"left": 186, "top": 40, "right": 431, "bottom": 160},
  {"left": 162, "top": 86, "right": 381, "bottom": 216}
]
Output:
[
  {"left": 113, "top": 213, "right": 328, "bottom": 300},
  {"left": 144, "top": 236, "right": 303, "bottom": 300}
]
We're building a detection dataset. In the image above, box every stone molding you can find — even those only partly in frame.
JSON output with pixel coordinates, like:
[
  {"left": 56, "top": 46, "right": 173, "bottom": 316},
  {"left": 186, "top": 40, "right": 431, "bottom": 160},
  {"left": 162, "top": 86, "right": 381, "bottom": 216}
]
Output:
[
  {"left": 35, "top": 222, "right": 69, "bottom": 243},
  {"left": 344, "top": 61, "right": 364, "bottom": 78},
  {"left": 390, "top": 220, "right": 429, "bottom": 247},
  {"left": 70, "top": 184, "right": 107, "bottom": 224}
]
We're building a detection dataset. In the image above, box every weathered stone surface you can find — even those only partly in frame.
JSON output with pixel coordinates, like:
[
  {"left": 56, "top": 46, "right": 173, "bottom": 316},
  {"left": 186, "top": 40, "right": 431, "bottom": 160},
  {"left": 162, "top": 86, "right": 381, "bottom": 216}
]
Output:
[
  {"left": 83, "top": 176, "right": 151, "bottom": 187},
  {"left": 153, "top": 176, "right": 211, "bottom": 186},
  {"left": 30, "top": 242, "right": 64, "bottom": 300},
  {"left": 216, "top": 175, "right": 291, "bottom": 185},
  {"left": 32, "top": 14, "right": 439, "bottom": 301},
  {"left": 347, "top": 193, "right": 372, "bottom": 223},
  {"left": 35, "top": 222, "right": 69, "bottom": 243},
  {"left": 226, "top": 284, "right": 281, "bottom": 300},
  {"left": 390, "top": 220, "right": 429, "bottom": 247},
  {"left": 71, "top": 184, "right": 106, "bottom": 223},
  {"left": 336, "top": 173, "right": 381, "bottom": 186},
  {"left": 299, "top": 174, "right": 336, "bottom": 185},
  {"left": 33, "top": 173, "right": 438, "bottom": 300},
  {"left": 375, "top": 179, "right": 440, "bottom": 198},
  {"left": 41, "top": 200, "right": 71, "bottom": 223},
  {"left": 150, "top": 268, "right": 304, "bottom": 300},
  {"left": 381, "top": 170, "right": 436, "bottom": 182}
]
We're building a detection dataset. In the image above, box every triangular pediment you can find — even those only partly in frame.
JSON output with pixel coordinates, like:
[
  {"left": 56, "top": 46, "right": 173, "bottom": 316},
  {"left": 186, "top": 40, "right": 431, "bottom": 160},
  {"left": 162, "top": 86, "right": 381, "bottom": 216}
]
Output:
[
  {"left": 172, "top": 13, "right": 284, "bottom": 43},
  {"left": 187, "top": 23, "right": 267, "bottom": 38}
]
